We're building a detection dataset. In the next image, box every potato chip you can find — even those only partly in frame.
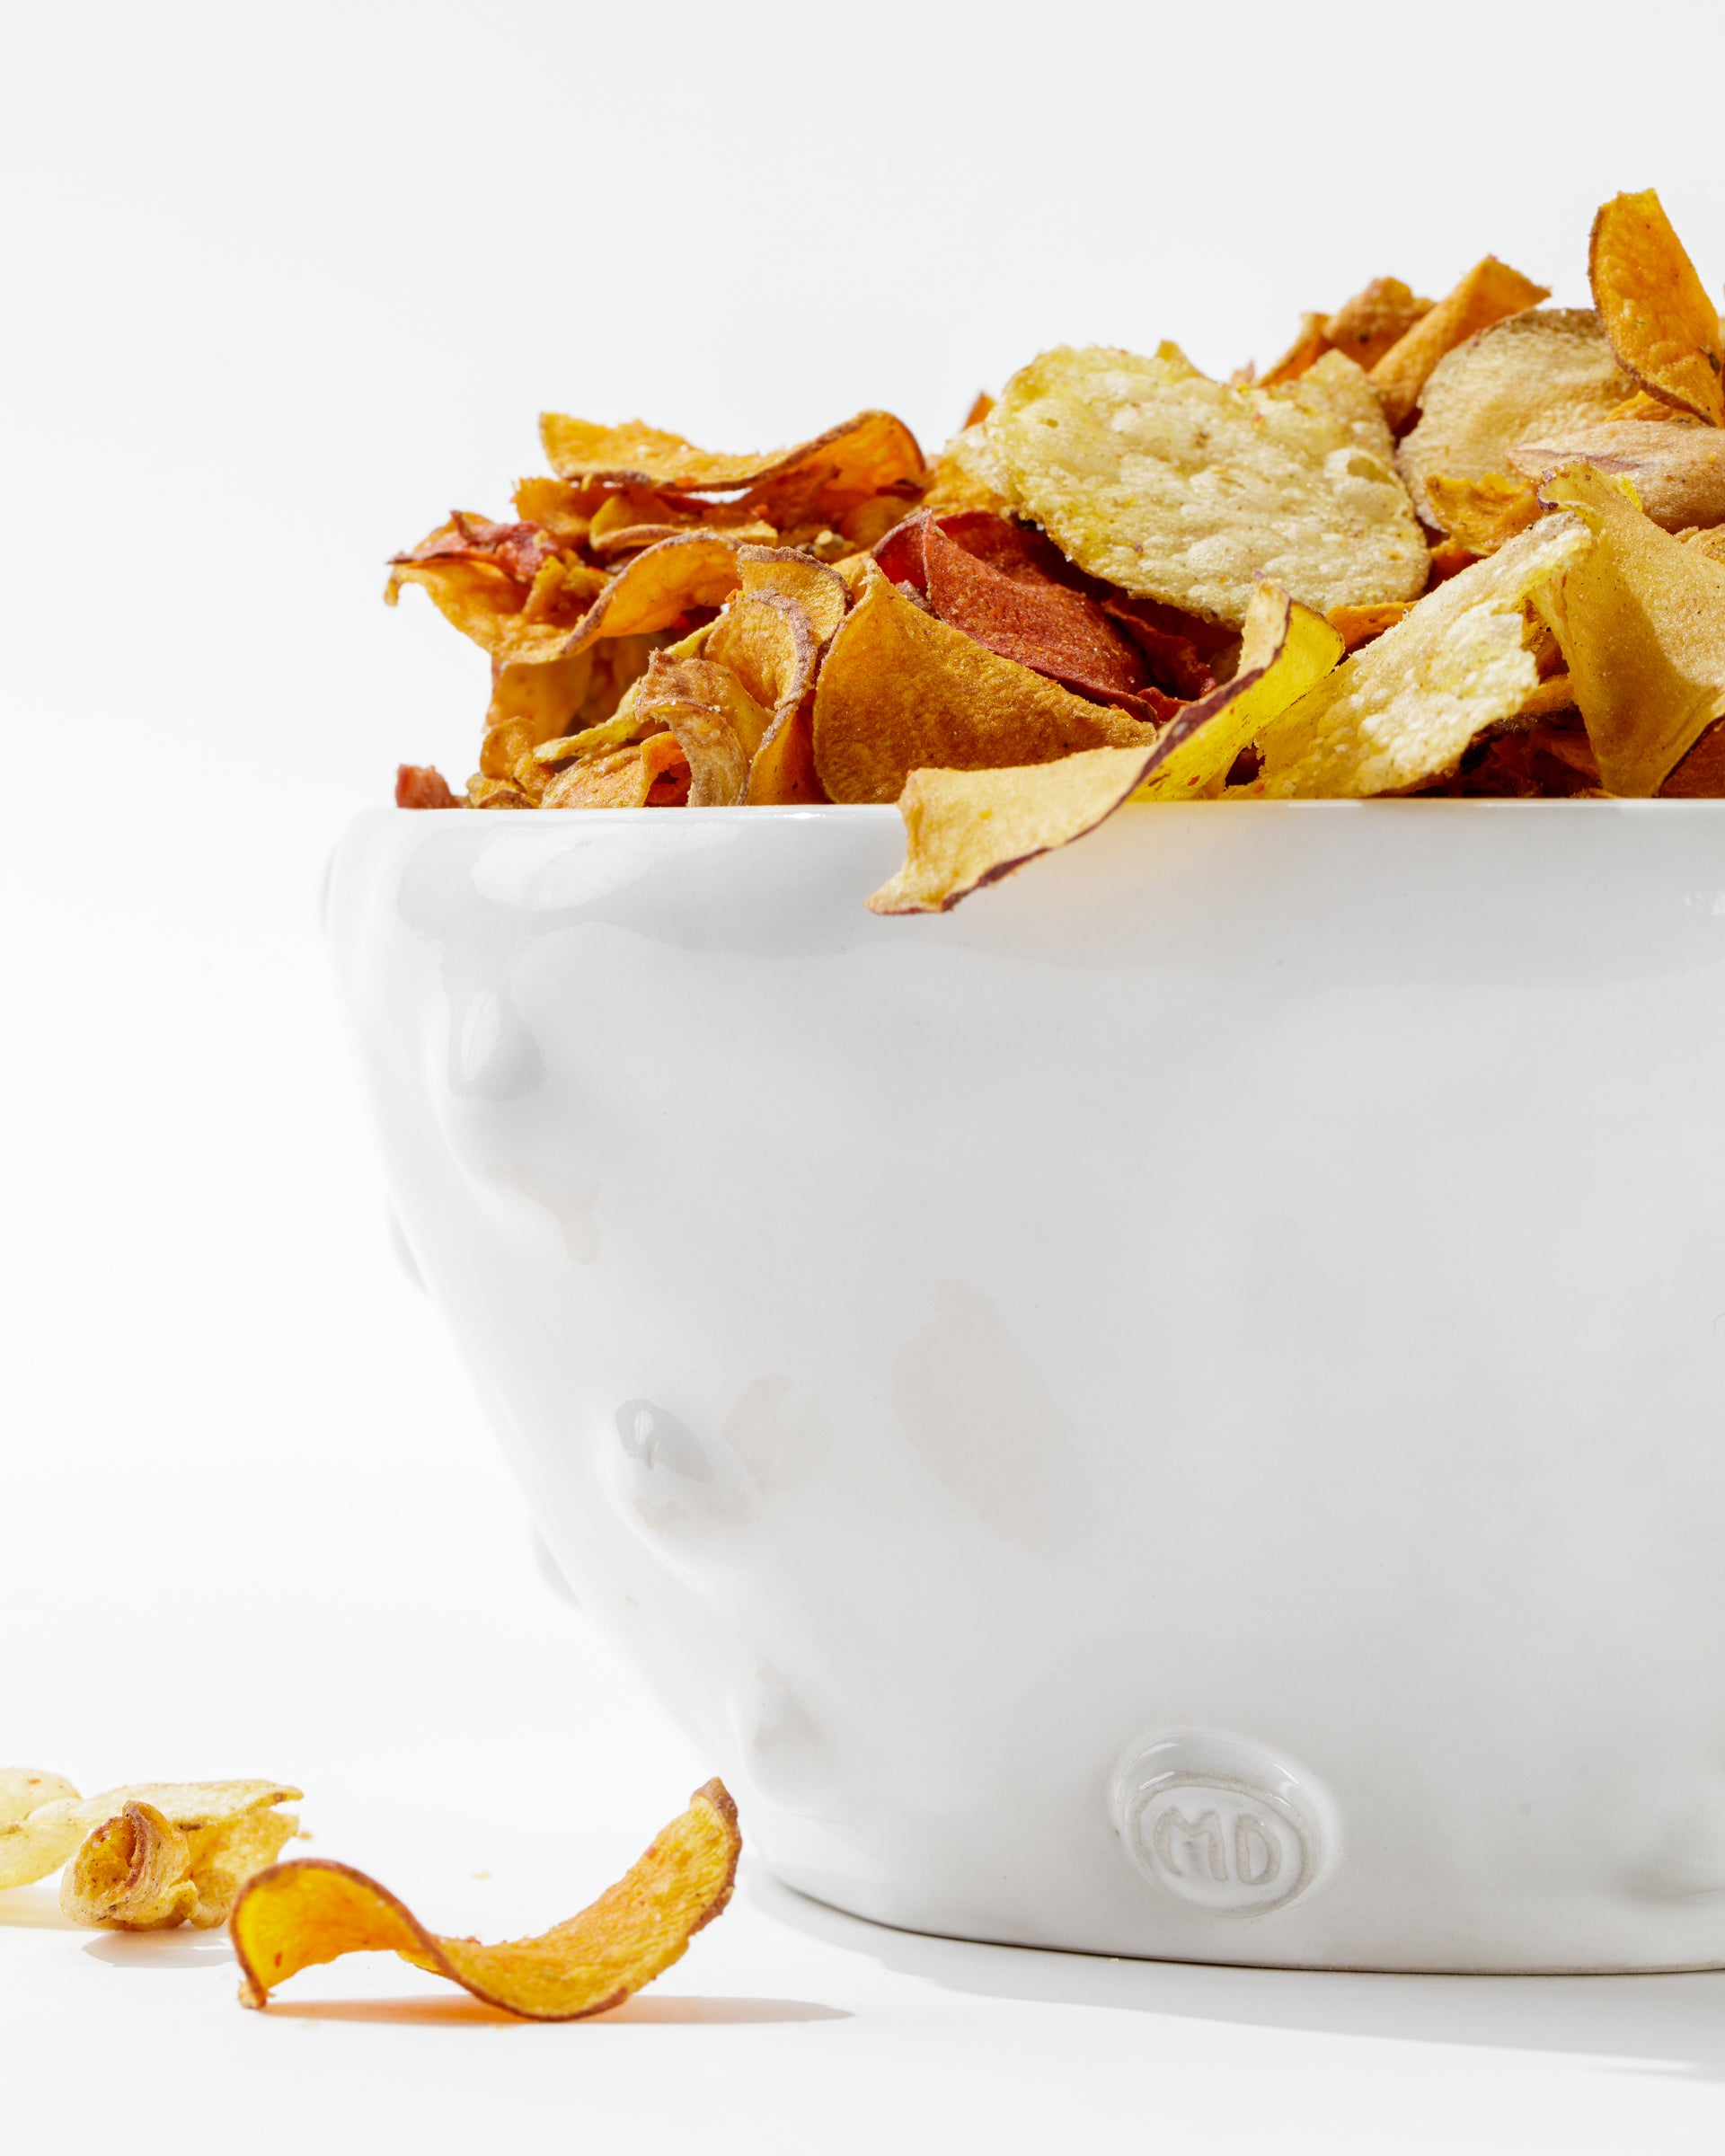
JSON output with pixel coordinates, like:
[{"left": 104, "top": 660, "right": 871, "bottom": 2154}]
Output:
[
  {"left": 984, "top": 344, "right": 1426, "bottom": 626},
  {"left": 540, "top": 745, "right": 657, "bottom": 809},
  {"left": 1533, "top": 462, "right": 1725, "bottom": 795},
  {"left": 61, "top": 1804, "right": 198, "bottom": 1931},
  {"left": 1508, "top": 419, "right": 1725, "bottom": 533},
  {"left": 466, "top": 773, "right": 532, "bottom": 810},
  {"left": 1250, "top": 512, "right": 1592, "bottom": 796},
  {"left": 1397, "top": 308, "right": 1631, "bottom": 528},
  {"left": 0, "top": 1768, "right": 77, "bottom": 1829},
  {"left": 866, "top": 582, "right": 1342, "bottom": 912},
  {"left": 919, "top": 420, "right": 1019, "bottom": 519},
  {"left": 813, "top": 562, "right": 1154, "bottom": 804},
  {"left": 1588, "top": 190, "right": 1724, "bottom": 427},
  {"left": 230, "top": 1779, "right": 740, "bottom": 2020},
  {"left": 1679, "top": 525, "right": 1725, "bottom": 567},
  {"left": 1, "top": 1777, "right": 301, "bottom": 1905},
  {"left": 1420, "top": 473, "right": 1544, "bottom": 556},
  {"left": 1370, "top": 257, "right": 1552, "bottom": 431}
]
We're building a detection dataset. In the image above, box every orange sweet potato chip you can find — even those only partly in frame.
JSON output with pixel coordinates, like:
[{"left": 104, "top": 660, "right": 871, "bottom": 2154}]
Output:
[
  {"left": 1325, "top": 603, "right": 1410, "bottom": 652},
  {"left": 812, "top": 563, "right": 1156, "bottom": 804},
  {"left": 1323, "top": 278, "right": 1432, "bottom": 371},
  {"left": 1588, "top": 190, "right": 1724, "bottom": 427},
  {"left": 1421, "top": 472, "right": 1544, "bottom": 555},
  {"left": 1370, "top": 257, "right": 1551, "bottom": 431},
  {"left": 230, "top": 1780, "right": 740, "bottom": 2021}
]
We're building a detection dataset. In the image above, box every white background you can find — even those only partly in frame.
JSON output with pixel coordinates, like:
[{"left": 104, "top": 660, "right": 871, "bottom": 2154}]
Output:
[{"left": 5, "top": 2, "right": 1725, "bottom": 2146}]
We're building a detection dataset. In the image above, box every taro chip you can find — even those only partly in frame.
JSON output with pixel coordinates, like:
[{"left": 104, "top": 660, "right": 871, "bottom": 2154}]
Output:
[
  {"left": 1588, "top": 190, "right": 1724, "bottom": 427},
  {"left": 1397, "top": 309, "right": 1631, "bottom": 529},
  {"left": 1370, "top": 257, "right": 1552, "bottom": 431},
  {"left": 812, "top": 563, "right": 1154, "bottom": 805},
  {"left": 1250, "top": 512, "right": 1594, "bottom": 797},
  {"left": 229, "top": 1780, "right": 740, "bottom": 2020},
  {"left": 1534, "top": 462, "right": 1725, "bottom": 796},
  {"left": 985, "top": 344, "right": 1426, "bottom": 626},
  {"left": 867, "top": 582, "right": 1343, "bottom": 912},
  {"left": 1509, "top": 420, "right": 1725, "bottom": 534}
]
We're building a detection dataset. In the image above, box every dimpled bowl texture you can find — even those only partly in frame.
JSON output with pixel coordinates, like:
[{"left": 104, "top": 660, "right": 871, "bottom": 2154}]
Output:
[{"left": 328, "top": 800, "right": 1725, "bottom": 1973}]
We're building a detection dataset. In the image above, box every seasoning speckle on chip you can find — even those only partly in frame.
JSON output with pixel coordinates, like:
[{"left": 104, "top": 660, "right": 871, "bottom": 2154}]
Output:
[{"left": 386, "top": 186, "right": 1725, "bottom": 906}]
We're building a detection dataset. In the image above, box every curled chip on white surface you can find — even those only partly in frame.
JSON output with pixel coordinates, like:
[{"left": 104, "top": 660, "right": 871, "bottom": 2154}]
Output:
[
  {"left": 1250, "top": 512, "right": 1592, "bottom": 797},
  {"left": 983, "top": 343, "right": 1427, "bottom": 626}
]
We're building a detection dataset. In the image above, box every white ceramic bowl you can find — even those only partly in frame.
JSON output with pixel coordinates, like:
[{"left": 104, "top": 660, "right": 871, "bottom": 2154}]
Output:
[{"left": 328, "top": 800, "right": 1725, "bottom": 1973}]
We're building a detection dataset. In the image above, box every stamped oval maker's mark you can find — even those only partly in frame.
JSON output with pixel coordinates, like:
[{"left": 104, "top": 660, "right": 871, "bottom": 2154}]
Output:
[{"left": 1115, "top": 1733, "right": 1331, "bottom": 1915}]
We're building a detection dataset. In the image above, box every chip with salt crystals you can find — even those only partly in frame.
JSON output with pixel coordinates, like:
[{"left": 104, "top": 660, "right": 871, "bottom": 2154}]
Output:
[
  {"left": 1534, "top": 462, "right": 1725, "bottom": 796},
  {"left": 865, "top": 581, "right": 1342, "bottom": 914},
  {"left": 985, "top": 345, "right": 1427, "bottom": 627},
  {"left": 1588, "top": 190, "right": 1724, "bottom": 428},
  {"left": 812, "top": 561, "right": 1155, "bottom": 805},
  {"left": 1509, "top": 419, "right": 1725, "bottom": 534},
  {"left": 1248, "top": 512, "right": 1593, "bottom": 798},
  {"left": 229, "top": 1779, "right": 740, "bottom": 2021},
  {"left": 1369, "top": 256, "right": 1552, "bottom": 432},
  {"left": 1397, "top": 308, "right": 1632, "bottom": 529}
]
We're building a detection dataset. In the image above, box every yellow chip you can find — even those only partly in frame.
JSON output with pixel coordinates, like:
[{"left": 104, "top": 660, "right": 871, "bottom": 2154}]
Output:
[
  {"left": 1397, "top": 308, "right": 1631, "bottom": 529},
  {"left": 812, "top": 562, "right": 1154, "bottom": 805},
  {"left": 1534, "top": 462, "right": 1725, "bottom": 795},
  {"left": 866, "top": 583, "right": 1342, "bottom": 913},
  {"left": 983, "top": 344, "right": 1426, "bottom": 627},
  {"left": 230, "top": 1780, "right": 740, "bottom": 2021},
  {"left": 1509, "top": 419, "right": 1725, "bottom": 534},
  {"left": 2, "top": 1776, "right": 301, "bottom": 1918},
  {"left": 1588, "top": 190, "right": 1724, "bottom": 427},
  {"left": 1370, "top": 256, "right": 1551, "bottom": 431},
  {"left": 1420, "top": 473, "right": 1544, "bottom": 556},
  {"left": 1251, "top": 512, "right": 1593, "bottom": 796}
]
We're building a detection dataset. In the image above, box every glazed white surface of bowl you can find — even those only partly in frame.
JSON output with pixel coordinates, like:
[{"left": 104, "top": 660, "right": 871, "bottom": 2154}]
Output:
[{"left": 327, "top": 800, "right": 1725, "bottom": 1972}]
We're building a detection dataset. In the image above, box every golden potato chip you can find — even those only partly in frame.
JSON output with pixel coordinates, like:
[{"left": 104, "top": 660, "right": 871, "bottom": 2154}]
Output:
[
  {"left": 866, "top": 583, "right": 1343, "bottom": 912},
  {"left": 1421, "top": 473, "right": 1544, "bottom": 556},
  {"left": 540, "top": 746, "right": 656, "bottom": 809},
  {"left": 1, "top": 1779, "right": 300, "bottom": 1899},
  {"left": 1370, "top": 257, "right": 1552, "bottom": 431},
  {"left": 1534, "top": 462, "right": 1725, "bottom": 795},
  {"left": 1508, "top": 419, "right": 1725, "bottom": 533},
  {"left": 984, "top": 344, "right": 1426, "bottom": 626},
  {"left": 230, "top": 1779, "right": 740, "bottom": 2020},
  {"left": 1326, "top": 603, "right": 1410, "bottom": 652},
  {"left": 1588, "top": 190, "right": 1724, "bottom": 426},
  {"left": 466, "top": 773, "right": 532, "bottom": 810},
  {"left": 866, "top": 750, "right": 1161, "bottom": 916},
  {"left": 62, "top": 1805, "right": 199, "bottom": 1931},
  {"left": 0, "top": 1768, "right": 77, "bottom": 1830},
  {"left": 1251, "top": 511, "right": 1592, "bottom": 796},
  {"left": 1397, "top": 308, "right": 1631, "bottom": 528},
  {"left": 812, "top": 563, "right": 1154, "bottom": 804}
]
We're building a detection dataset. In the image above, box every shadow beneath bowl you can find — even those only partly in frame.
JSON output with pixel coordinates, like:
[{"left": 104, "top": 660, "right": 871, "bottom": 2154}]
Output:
[{"left": 751, "top": 1871, "right": 1725, "bottom": 2079}]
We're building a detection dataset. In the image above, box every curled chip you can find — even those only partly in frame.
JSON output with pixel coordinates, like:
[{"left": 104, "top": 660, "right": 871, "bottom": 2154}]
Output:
[
  {"left": 539, "top": 409, "right": 924, "bottom": 527},
  {"left": 706, "top": 548, "right": 849, "bottom": 805},
  {"left": 813, "top": 562, "right": 1154, "bottom": 804},
  {"left": 984, "top": 344, "right": 1426, "bottom": 626},
  {"left": 0, "top": 1774, "right": 301, "bottom": 1926},
  {"left": 1535, "top": 462, "right": 1725, "bottom": 796},
  {"left": 1508, "top": 420, "right": 1725, "bottom": 534},
  {"left": 1250, "top": 512, "right": 1593, "bottom": 797},
  {"left": 1397, "top": 308, "right": 1631, "bottom": 528},
  {"left": 867, "top": 582, "right": 1342, "bottom": 913},
  {"left": 1370, "top": 257, "right": 1552, "bottom": 432},
  {"left": 230, "top": 1779, "right": 740, "bottom": 2021},
  {"left": 1588, "top": 190, "right": 1724, "bottom": 427}
]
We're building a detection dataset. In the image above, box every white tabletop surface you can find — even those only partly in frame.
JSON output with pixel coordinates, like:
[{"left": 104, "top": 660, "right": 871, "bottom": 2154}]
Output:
[{"left": 9, "top": 0, "right": 1725, "bottom": 2145}]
